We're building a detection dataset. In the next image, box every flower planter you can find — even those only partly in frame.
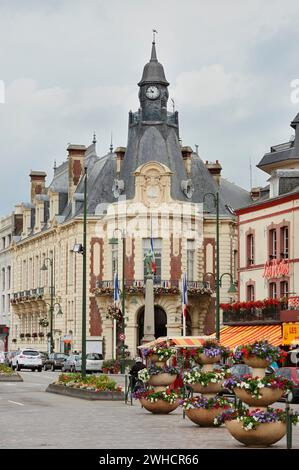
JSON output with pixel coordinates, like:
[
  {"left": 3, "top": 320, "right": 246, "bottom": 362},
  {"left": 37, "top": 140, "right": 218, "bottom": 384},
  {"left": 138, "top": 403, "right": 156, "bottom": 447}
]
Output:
[
  {"left": 243, "top": 357, "right": 271, "bottom": 368},
  {"left": 140, "top": 398, "right": 179, "bottom": 414},
  {"left": 148, "top": 373, "right": 177, "bottom": 387},
  {"left": 195, "top": 353, "right": 221, "bottom": 365},
  {"left": 234, "top": 387, "right": 284, "bottom": 407},
  {"left": 225, "top": 420, "right": 286, "bottom": 447},
  {"left": 186, "top": 407, "right": 225, "bottom": 427},
  {"left": 148, "top": 355, "right": 167, "bottom": 367},
  {"left": 190, "top": 381, "right": 223, "bottom": 394}
]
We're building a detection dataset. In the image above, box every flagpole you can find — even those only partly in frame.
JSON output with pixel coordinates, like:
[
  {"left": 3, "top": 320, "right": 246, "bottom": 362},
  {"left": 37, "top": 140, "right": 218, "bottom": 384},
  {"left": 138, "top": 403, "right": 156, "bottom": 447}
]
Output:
[
  {"left": 113, "top": 318, "right": 117, "bottom": 360},
  {"left": 183, "top": 311, "right": 186, "bottom": 337}
]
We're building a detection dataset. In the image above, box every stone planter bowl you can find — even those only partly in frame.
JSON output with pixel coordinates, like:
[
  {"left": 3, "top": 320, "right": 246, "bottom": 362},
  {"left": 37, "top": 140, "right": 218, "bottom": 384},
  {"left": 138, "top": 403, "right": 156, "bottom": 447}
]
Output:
[
  {"left": 234, "top": 387, "right": 284, "bottom": 407},
  {"left": 243, "top": 357, "right": 270, "bottom": 368},
  {"left": 140, "top": 398, "right": 179, "bottom": 414},
  {"left": 186, "top": 407, "right": 225, "bottom": 427},
  {"left": 190, "top": 381, "right": 223, "bottom": 394},
  {"left": 148, "top": 373, "right": 177, "bottom": 387},
  {"left": 195, "top": 353, "right": 221, "bottom": 365},
  {"left": 225, "top": 420, "right": 286, "bottom": 447}
]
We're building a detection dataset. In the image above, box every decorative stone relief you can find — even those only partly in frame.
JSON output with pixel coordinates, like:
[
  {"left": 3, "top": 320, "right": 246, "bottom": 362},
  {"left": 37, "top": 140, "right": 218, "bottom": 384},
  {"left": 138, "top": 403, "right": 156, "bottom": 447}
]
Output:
[
  {"left": 112, "top": 179, "right": 124, "bottom": 199},
  {"left": 181, "top": 179, "right": 194, "bottom": 199}
]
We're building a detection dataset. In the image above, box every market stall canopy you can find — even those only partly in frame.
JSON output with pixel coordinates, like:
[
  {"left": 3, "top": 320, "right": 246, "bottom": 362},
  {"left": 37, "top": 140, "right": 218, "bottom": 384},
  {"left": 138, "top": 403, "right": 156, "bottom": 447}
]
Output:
[
  {"left": 138, "top": 335, "right": 215, "bottom": 350},
  {"left": 219, "top": 325, "right": 282, "bottom": 348}
]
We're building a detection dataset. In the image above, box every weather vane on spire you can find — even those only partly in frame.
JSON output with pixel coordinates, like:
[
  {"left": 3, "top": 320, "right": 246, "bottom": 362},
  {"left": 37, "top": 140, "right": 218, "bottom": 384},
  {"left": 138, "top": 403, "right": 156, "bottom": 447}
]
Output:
[{"left": 152, "top": 29, "right": 158, "bottom": 43}]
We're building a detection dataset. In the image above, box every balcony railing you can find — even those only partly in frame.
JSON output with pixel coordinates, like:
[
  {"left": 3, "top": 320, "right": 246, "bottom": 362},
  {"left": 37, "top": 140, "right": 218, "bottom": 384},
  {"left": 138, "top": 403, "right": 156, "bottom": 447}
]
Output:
[
  {"left": 94, "top": 279, "right": 212, "bottom": 296},
  {"left": 223, "top": 307, "right": 281, "bottom": 324}
]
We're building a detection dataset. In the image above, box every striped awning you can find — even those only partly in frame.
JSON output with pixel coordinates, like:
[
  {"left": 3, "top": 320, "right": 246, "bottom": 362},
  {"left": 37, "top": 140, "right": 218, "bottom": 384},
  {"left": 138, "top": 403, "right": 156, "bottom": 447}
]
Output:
[
  {"left": 220, "top": 325, "right": 282, "bottom": 348},
  {"left": 138, "top": 336, "right": 214, "bottom": 349}
]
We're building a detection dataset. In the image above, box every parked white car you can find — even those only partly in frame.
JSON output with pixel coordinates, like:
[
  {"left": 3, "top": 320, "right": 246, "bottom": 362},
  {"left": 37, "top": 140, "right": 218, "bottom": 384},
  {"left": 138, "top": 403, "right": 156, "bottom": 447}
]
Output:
[
  {"left": 0, "top": 352, "right": 5, "bottom": 364},
  {"left": 12, "top": 349, "right": 42, "bottom": 372},
  {"left": 75, "top": 353, "right": 104, "bottom": 373}
]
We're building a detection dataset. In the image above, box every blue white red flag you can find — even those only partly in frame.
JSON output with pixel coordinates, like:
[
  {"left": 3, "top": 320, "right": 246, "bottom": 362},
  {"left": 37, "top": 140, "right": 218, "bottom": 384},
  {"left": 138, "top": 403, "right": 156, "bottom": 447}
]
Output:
[
  {"left": 181, "top": 273, "right": 188, "bottom": 318},
  {"left": 150, "top": 237, "right": 156, "bottom": 274},
  {"left": 113, "top": 272, "right": 120, "bottom": 308}
]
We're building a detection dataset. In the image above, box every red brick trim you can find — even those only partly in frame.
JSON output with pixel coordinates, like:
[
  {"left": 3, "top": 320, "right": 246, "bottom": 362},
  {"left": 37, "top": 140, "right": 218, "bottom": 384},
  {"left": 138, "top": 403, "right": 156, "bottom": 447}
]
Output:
[
  {"left": 203, "top": 238, "right": 216, "bottom": 289},
  {"left": 170, "top": 235, "right": 182, "bottom": 281},
  {"left": 89, "top": 297, "right": 102, "bottom": 336}
]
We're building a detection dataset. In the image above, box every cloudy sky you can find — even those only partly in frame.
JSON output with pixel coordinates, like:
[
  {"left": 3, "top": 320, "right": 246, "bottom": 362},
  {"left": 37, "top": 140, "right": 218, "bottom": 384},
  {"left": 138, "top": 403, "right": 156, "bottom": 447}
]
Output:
[{"left": 1, "top": 0, "right": 299, "bottom": 214}]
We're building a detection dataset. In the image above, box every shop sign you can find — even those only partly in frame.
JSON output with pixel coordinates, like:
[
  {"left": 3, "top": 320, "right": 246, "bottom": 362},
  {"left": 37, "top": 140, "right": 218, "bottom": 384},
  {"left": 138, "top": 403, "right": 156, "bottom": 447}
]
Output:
[
  {"left": 263, "top": 259, "right": 289, "bottom": 279},
  {"left": 282, "top": 323, "right": 299, "bottom": 345}
]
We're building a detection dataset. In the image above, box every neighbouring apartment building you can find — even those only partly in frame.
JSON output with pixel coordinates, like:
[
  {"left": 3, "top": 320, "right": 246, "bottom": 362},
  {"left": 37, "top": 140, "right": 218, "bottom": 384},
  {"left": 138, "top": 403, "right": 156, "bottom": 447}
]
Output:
[
  {"left": 7, "top": 40, "right": 251, "bottom": 357},
  {"left": 221, "top": 111, "right": 299, "bottom": 349},
  {"left": 0, "top": 212, "right": 22, "bottom": 351}
]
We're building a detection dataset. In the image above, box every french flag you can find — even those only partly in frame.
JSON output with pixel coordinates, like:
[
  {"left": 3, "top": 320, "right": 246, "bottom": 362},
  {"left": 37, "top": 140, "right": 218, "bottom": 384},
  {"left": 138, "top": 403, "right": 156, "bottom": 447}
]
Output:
[
  {"left": 113, "top": 272, "right": 120, "bottom": 308},
  {"left": 150, "top": 237, "right": 156, "bottom": 274},
  {"left": 181, "top": 273, "right": 188, "bottom": 318}
]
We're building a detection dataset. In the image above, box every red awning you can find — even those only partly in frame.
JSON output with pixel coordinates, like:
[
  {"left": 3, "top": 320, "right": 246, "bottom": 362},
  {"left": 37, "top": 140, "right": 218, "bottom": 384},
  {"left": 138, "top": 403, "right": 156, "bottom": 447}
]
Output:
[{"left": 220, "top": 325, "right": 282, "bottom": 348}]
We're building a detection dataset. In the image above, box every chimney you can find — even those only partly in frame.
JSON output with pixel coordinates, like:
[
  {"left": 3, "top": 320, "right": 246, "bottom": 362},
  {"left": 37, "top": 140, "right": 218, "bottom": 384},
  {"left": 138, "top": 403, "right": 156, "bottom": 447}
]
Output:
[
  {"left": 67, "top": 144, "right": 86, "bottom": 202},
  {"left": 250, "top": 186, "right": 262, "bottom": 201},
  {"left": 205, "top": 160, "right": 222, "bottom": 186},
  {"left": 181, "top": 146, "right": 193, "bottom": 176},
  {"left": 29, "top": 171, "right": 47, "bottom": 203},
  {"left": 115, "top": 147, "right": 126, "bottom": 174}
]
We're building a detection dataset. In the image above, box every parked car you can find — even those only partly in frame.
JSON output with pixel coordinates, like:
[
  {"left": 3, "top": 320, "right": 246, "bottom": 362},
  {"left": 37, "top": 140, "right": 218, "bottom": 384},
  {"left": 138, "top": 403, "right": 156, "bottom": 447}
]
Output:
[
  {"left": 39, "top": 351, "right": 49, "bottom": 367},
  {"left": 6, "top": 351, "right": 18, "bottom": 367},
  {"left": 0, "top": 351, "right": 5, "bottom": 364},
  {"left": 62, "top": 354, "right": 80, "bottom": 372},
  {"left": 275, "top": 367, "right": 299, "bottom": 403},
  {"left": 44, "top": 353, "right": 67, "bottom": 371},
  {"left": 75, "top": 353, "right": 104, "bottom": 373},
  {"left": 11, "top": 349, "right": 42, "bottom": 372}
]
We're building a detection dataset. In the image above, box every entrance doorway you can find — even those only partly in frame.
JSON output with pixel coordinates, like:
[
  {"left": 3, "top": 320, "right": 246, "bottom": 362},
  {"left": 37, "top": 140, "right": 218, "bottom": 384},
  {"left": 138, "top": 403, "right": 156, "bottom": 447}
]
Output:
[{"left": 137, "top": 306, "right": 167, "bottom": 346}]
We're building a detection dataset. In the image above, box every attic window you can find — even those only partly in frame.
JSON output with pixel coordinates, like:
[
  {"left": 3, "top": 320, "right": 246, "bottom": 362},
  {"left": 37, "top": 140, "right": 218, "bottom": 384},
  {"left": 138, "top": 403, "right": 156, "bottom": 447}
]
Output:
[{"left": 225, "top": 204, "right": 235, "bottom": 215}]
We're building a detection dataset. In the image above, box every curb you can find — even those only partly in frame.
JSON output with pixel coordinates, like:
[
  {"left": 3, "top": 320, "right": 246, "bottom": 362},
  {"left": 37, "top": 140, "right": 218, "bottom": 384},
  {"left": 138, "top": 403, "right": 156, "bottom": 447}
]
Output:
[
  {"left": 46, "top": 383, "right": 125, "bottom": 401},
  {"left": 0, "top": 374, "right": 23, "bottom": 382}
]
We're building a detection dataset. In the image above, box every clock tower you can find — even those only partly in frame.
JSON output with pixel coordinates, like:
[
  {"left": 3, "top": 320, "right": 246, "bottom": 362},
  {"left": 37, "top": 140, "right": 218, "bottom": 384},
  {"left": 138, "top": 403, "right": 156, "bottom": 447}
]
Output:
[{"left": 137, "top": 39, "right": 170, "bottom": 122}]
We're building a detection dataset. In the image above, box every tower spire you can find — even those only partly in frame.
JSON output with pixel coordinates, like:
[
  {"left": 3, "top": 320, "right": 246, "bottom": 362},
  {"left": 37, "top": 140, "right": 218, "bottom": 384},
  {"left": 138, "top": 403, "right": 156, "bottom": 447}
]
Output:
[
  {"left": 151, "top": 29, "right": 158, "bottom": 61},
  {"left": 110, "top": 132, "right": 113, "bottom": 153},
  {"left": 92, "top": 132, "right": 97, "bottom": 144}
]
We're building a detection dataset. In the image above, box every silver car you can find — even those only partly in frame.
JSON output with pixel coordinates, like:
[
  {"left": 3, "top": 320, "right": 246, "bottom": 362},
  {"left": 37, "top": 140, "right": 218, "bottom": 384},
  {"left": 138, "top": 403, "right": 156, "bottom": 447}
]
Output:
[
  {"left": 75, "top": 353, "right": 103, "bottom": 373},
  {"left": 62, "top": 354, "right": 80, "bottom": 372}
]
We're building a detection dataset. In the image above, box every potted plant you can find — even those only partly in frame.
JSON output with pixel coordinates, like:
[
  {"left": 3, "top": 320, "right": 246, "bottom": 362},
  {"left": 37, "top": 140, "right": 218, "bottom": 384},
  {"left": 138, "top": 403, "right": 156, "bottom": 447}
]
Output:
[
  {"left": 139, "top": 365, "right": 179, "bottom": 388},
  {"left": 20, "top": 333, "right": 25, "bottom": 339},
  {"left": 233, "top": 340, "right": 287, "bottom": 368},
  {"left": 32, "top": 332, "right": 38, "bottom": 339},
  {"left": 12, "top": 339, "right": 17, "bottom": 344},
  {"left": 216, "top": 407, "right": 299, "bottom": 447},
  {"left": 134, "top": 387, "right": 180, "bottom": 414},
  {"left": 181, "top": 395, "right": 232, "bottom": 427},
  {"left": 224, "top": 374, "right": 293, "bottom": 407},
  {"left": 193, "top": 340, "right": 230, "bottom": 365},
  {"left": 143, "top": 346, "right": 175, "bottom": 366},
  {"left": 183, "top": 367, "right": 227, "bottom": 394},
  {"left": 38, "top": 332, "right": 44, "bottom": 338}
]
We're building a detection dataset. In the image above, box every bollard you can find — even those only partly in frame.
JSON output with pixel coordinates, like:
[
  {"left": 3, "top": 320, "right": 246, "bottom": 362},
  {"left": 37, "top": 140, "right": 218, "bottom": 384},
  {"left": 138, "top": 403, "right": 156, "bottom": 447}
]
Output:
[
  {"left": 286, "top": 399, "right": 293, "bottom": 449},
  {"left": 125, "top": 374, "right": 128, "bottom": 404}
]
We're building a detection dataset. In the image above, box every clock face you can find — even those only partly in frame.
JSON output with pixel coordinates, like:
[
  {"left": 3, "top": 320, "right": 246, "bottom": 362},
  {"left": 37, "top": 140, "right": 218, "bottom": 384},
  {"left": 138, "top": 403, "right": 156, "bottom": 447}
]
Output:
[{"left": 146, "top": 86, "right": 160, "bottom": 100}]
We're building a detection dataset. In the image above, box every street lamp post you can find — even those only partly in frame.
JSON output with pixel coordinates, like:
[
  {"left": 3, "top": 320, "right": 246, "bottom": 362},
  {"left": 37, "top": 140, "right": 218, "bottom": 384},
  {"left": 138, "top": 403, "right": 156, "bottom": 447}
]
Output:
[
  {"left": 203, "top": 270, "right": 237, "bottom": 340},
  {"left": 203, "top": 192, "right": 220, "bottom": 340},
  {"left": 41, "top": 257, "right": 54, "bottom": 353},
  {"left": 109, "top": 228, "right": 126, "bottom": 374},
  {"left": 72, "top": 166, "right": 88, "bottom": 378}
]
